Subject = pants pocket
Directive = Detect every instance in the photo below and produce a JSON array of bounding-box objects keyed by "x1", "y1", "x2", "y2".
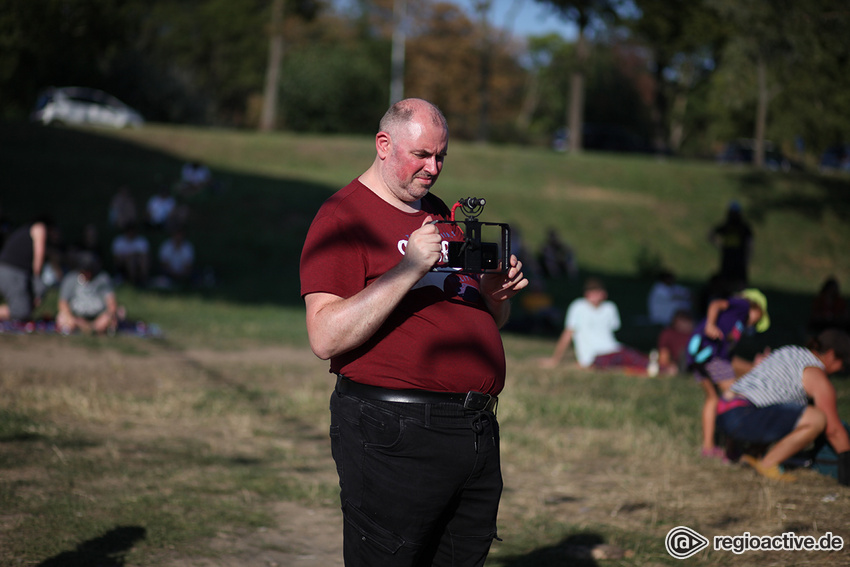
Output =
[{"x1": 342, "y1": 500, "x2": 407, "y2": 555}]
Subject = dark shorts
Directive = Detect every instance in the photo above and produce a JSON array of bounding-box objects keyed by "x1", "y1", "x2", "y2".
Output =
[
  {"x1": 716, "y1": 401, "x2": 807, "y2": 445},
  {"x1": 0, "y1": 263, "x2": 33, "y2": 320},
  {"x1": 329, "y1": 389, "x2": 502, "y2": 567}
]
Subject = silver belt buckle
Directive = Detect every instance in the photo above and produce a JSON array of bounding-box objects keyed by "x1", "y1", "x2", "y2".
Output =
[{"x1": 463, "y1": 391, "x2": 493, "y2": 412}]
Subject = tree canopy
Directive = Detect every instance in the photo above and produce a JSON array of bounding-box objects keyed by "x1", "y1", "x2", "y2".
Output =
[{"x1": 2, "y1": 0, "x2": 848, "y2": 161}]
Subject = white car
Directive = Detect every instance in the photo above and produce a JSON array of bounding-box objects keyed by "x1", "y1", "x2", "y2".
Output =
[{"x1": 31, "y1": 86, "x2": 144, "y2": 128}]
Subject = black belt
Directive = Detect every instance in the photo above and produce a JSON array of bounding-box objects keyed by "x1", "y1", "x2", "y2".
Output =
[{"x1": 336, "y1": 376, "x2": 498, "y2": 413}]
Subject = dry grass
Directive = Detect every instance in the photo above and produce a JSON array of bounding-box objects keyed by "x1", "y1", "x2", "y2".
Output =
[{"x1": 2, "y1": 333, "x2": 849, "y2": 567}]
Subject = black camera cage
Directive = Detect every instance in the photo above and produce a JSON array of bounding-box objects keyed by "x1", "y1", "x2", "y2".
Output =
[{"x1": 431, "y1": 197, "x2": 511, "y2": 275}]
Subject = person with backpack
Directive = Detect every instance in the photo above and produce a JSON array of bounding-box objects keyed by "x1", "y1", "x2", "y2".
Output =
[{"x1": 687, "y1": 289, "x2": 769, "y2": 460}]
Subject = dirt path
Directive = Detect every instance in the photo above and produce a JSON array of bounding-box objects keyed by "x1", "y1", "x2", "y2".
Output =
[{"x1": 158, "y1": 501, "x2": 343, "y2": 567}]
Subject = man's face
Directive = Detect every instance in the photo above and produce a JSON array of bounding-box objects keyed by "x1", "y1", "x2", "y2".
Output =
[{"x1": 382, "y1": 119, "x2": 448, "y2": 203}]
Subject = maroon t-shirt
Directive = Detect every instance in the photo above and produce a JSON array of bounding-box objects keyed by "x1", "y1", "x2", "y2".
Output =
[{"x1": 300, "y1": 179, "x2": 506, "y2": 395}]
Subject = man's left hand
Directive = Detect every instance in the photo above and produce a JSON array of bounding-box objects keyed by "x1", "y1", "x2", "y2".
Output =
[{"x1": 481, "y1": 254, "x2": 528, "y2": 303}]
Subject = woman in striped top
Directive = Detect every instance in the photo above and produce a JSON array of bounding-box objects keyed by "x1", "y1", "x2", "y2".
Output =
[{"x1": 717, "y1": 329, "x2": 850, "y2": 483}]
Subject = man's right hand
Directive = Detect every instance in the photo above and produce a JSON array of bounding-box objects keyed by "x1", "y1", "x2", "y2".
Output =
[
  {"x1": 401, "y1": 216, "x2": 442, "y2": 274},
  {"x1": 305, "y1": 216, "x2": 443, "y2": 361}
]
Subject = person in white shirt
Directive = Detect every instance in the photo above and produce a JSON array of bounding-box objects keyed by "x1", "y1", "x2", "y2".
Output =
[
  {"x1": 146, "y1": 187, "x2": 177, "y2": 229},
  {"x1": 158, "y1": 229, "x2": 195, "y2": 283},
  {"x1": 542, "y1": 278, "x2": 653, "y2": 374},
  {"x1": 111, "y1": 224, "x2": 149, "y2": 286},
  {"x1": 179, "y1": 161, "x2": 213, "y2": 196}
]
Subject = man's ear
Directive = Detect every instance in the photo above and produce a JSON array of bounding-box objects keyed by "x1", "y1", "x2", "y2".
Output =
[{"x1": 376, "y1": 132, "x2": 392, "y2": 160}]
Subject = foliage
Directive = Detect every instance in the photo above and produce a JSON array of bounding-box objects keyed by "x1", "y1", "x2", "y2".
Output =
[
  {"x1": 628, "y1": 0, "x2": 727, "y2": 153},
  {"x1": 0, "y1": 0, "x2": 140, "y2": 118},
  {"x1": 0, "y1": 0, "x2": 848, "y2": 156},
  {"x1": 527, "y1": 35, "x2": 654, "y2": 148},
  {"x1": 533, "y1": 0, "x2": 626, "y2": 36},
  {"x1": 280, "y1": 42, "x2": 388, "y2": 133}
]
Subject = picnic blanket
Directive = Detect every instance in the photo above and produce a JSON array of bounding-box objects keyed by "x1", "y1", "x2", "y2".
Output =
[{"x1": 0, "y1": 318, "x2": 163, "y2": 338}]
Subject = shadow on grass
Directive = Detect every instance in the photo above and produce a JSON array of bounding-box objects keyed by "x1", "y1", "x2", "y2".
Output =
[
  {"x1": 37, "y1": 526, "x2": 146, "y2": 567},
  {"x1": 497, "y1": 532, "x2": 604, "y2": 566},
  {"x1": 737, "y1": 170, "x2": 850, "y2": 224},
  {"x1": 2, "y1": 122, "x2": 336, "y2": 307},
  {"x1": 2, "y1": 123, "x2": 844, "y2": 349}
]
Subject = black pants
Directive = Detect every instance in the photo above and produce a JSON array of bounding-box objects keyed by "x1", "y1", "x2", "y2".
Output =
[{"x1": 329, "y1": 389, "x2": 502, "y2": 566}]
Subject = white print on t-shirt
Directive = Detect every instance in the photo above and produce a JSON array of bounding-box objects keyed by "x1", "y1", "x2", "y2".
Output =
[
  {"x1": 398, "y1": 222, "x2": 461, "y2": 265},
  {"x1": 398, "y1": 236, "x2": 482, "y2": 305},
  {"x1": 397, "y1": 238, "x2": 453, "y2": 265}
]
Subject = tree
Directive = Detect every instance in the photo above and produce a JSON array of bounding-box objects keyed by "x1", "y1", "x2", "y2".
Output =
[
  {"x1": 0, "y1": 0, "x2": 141, "y2": 119},
  {"x1": 472, "y1": 0, "x2": 494, "y2": 142},
  {"x1": 763, "y1": 1, "x2": 850, "y2": 155},
  {"x1": 628, "y1": 0, "x2": 725, "y2": 153},
  {"x1": 533, "y1": 0, "x2": 624, "y2": 152},
  {"x1": 706, "y1": 0, "x2": 796, "y2": 168},
  {"x1": 260, "y1": 0, "x2": 285, "y2": 131},
  {"x1": 390, "y1": 0, "x2": 407, "y2": 104}
]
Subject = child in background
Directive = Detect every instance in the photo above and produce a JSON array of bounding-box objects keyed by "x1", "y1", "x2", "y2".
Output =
[
  {"x1": 657, "y1": 309, "x2": 695, "y2": 375},
  {"x1": 687, "y1": 289, "x2": 770, "y2": 460}
]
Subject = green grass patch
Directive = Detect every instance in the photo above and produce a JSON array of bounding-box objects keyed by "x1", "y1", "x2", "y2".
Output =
[{"x1": 2, "y1": 122, "x2": 850, "y2": 566}]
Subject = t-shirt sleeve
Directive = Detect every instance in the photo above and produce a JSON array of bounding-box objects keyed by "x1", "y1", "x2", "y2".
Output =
[
  {"x1": 59, "y1": 273, "x2": 76, "y2": 302},
  {"x1": 300, "y1": 211, "x2": 366, "y2": 299},
  {"x1": 565, "y1": 299, "x2": 580, "y2": 330},
  {"x1": 609, "y1": 302, "x2": 621, "y2": 331},
  {"x1": 94, "y1": 273, "x2": 114, "y2": 296}
]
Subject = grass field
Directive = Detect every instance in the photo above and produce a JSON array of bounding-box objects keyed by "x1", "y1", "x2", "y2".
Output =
[{"x1": 1, "y1": 122, "x2": 850, "y2": 566}]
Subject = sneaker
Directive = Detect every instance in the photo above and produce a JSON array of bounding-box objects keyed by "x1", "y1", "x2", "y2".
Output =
[{"x1": 740, "y1": 455, "x2": 797, "y2": 482}]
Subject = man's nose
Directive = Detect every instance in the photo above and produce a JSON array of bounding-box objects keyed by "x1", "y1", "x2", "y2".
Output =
[{"x1": 424, "y1": 156, "x2": 441, "y2": 174}]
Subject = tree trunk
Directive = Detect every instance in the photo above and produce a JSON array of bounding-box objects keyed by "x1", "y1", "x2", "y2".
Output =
[
  {"x1": 650, "y1": 52, "x2": 668, "y2": 154},
  {"x1": 567, "y1": 25, "x2": 588, "y2": 153},
  {"x1": 259, "y1": 0, "x2": 284, "y2": 132},
  {"x1": 754, "y1": 54, "x2": 768, "y2": 169},
  {"x1": 516, "y1": 69, "x2": 539, "y2": 131},
  {"x1": 390, "y1": 0, "x2": 407, "y2": 105},
  {"x1": 668, "y1": 90, "x2": 688, "y2": 152},
  {"x1": 475, "y1": 0, "x2": 493, "y2": 143},
  {"x1": 668, "y1": 60, "x2": 694, "y2": 152}
]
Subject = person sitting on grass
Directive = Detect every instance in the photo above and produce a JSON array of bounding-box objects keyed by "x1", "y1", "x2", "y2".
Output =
[
  {"x1": 157, "y1": 228, "x2": 195, "y2": 286},
  {"x1": 687, "y1": 288, "x2": 770, "y2": 461},
  {"x1": 56, "y1": 253, "x2": 120, "y2": 335},
  {"x1": 111, "y1": 223, "x2": 150, "y2": 286},
  {"x1": 541, "y1": 277, "x2": 655, "y2": 375},
  {"x1": 716, "y1": 328, "x2": 850, "y2": 484},
  {"x1": 656, "y1": 309, "x2": 694, "y2": 376}
]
